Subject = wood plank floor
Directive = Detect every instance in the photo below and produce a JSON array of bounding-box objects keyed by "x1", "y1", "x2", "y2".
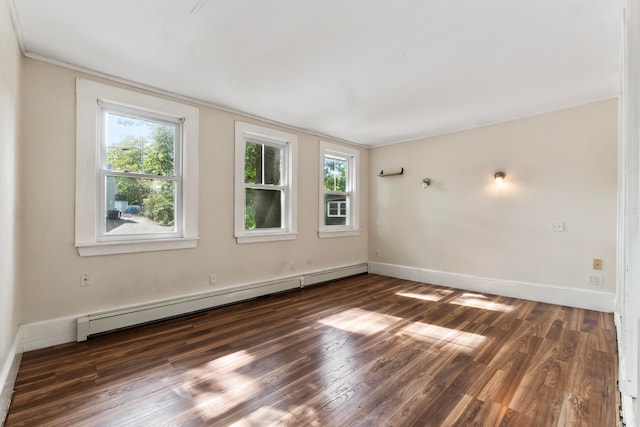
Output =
[{"x1": 6, "y1": 274, "x2": 619, "y2": 426}]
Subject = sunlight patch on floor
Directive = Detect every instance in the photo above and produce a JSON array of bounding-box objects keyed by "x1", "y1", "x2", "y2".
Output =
[
  {"x1": 228, "y1": 404, "x2": 321, "y2": 426},
  {"x1": 318, "y1": 308, "x2": 402, "y2": 335},
  {"x1": 396, "y1": 287, "x2": 453, "y2": 302},
  {"x1": 228, "y1": 406, "x2": 289, "y2": 426},
  {"x1": 180, "y1": 350, "x2": 259, "y2": 420},
  {"x1": 207, "y1": 349, "x2": 255, "y2": 371},
  {"x1": 449, "y1": 293, "x2": 514, "y2": 312},
  {"x1": 399, "y1": 321, "x2": 486, "y2": 353}
]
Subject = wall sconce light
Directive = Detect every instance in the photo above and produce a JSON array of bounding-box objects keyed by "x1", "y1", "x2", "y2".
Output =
[{"x1": 494, "y1": 171, "x2": 506, "y2": 184}]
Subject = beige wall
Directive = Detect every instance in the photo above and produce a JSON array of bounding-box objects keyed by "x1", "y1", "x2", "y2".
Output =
[
  {"x1": 369, "y1": 99, "x2": 617, "y2": 292},
  {"x1": 0, "y1": 0, "x2": 22, "y2": 377},
  {"x1": 19, "y1": 59, "x2": 368, "y2": 324},
  {"x1": 13, "y1": 44, "x2": 618, "y2": 327}
]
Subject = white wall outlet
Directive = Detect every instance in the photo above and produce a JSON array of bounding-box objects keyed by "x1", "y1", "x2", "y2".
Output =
[
  {"x1": 80, "y1": 273, "x2": 90, "y2": 287},
  {"x1": 586, "y1": 272, "x2": 603, "y2": 286},
  {"x1": 549, "y1": 220, "x2": 565, "y2": 232},
  {"x1": 289, "y1": 262, "x2": 295, "y2": 272},
  {"x1": 209, "y1": 274, "x2": 216, "y2": 286}
]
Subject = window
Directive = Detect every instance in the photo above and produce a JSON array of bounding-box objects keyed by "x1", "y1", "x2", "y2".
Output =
[
  {"x1": 75, "y1": 79, "x2": 199, "y2": 256},
  {"x1": 327, "y1": 201, "x2": 347, "y2": 217},
  {"x1": 319, "y1": 141, "x2": 359, "y2": 238},
  {"x1": 101, "y1": 105, "x2": 182, "y2": 240},
  {"x1": 235, "y1": 121, "x2": 297, "y2": 243}
]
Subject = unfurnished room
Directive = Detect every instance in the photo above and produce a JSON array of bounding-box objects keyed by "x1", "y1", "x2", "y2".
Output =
[{"x1": 1, "y1": 0, "x2": 638, "y2": 426}]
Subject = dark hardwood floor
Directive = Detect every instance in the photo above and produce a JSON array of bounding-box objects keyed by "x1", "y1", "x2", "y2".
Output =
[{"x1": 6, "y1": 274, "x2": 619, "y2": 426}]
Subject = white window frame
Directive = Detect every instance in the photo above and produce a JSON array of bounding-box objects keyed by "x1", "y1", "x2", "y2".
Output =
[
  {"x1": 319, "y1": 141, "x2": 359, "y2": 238},
  {"x1": 234, "y1": 121, "x2": 297, "y2": 243},
  {"x1": 98, "y1": 103, "x2": 184, "y2": 242},
  {"x1": 75, "y1": 79, "x2": 199, "y2": 256}
]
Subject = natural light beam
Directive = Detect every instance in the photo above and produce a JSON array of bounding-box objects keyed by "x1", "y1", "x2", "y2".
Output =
[
  {"x1": 449, "y1": 293, "x2": 514, "y2": 312},
  {"x1": 229, "y1": 404, "x2": 319, "y2": 427},
  {"x1": 179, "y1": 350, "x2": 259, "y2": 420},
  {"x1": 228, "y1": 406, "x2": 289, "y2": 427},
  {"x1": 396, "y1": 289, "x2": 452, "y2": 302},
  {"x1": 399, "y1": 321, "x2": 486, "y2": 353},
  {"x1": 318, "y1": 308, "x2": 402, "y2": 335}
]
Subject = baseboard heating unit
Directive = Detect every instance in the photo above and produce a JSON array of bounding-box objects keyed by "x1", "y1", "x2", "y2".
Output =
[{"x1": 77, "y1": 263, "x2": 368, "y2": 341}]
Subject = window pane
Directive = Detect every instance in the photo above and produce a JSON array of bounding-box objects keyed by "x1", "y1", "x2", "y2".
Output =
[
  {"x1": 264, "y1": 145, "x2": 282, "y2": 185},
  {"x1": 105, "y1": 176, "x2": 176, "y2": 235},
  {"x1": 106, "y1": 113, "x2": 143, "y2": 172},
  {"x1": 325, "y1": 194, "x2": 347, "y2": 226},
  {"x1": 245, "y1": 188, "x2": 282, "y2": 229},
  {"x1": 324, "y1": 156, "x2": 347, "y2": 191},
  {"x1": 106, "y1": 113, "x2": 176, "y2": 176},
  {"x1": 245, "y1": 142, "x2": 262, "y2": 184},
  {"x1": 244, "y1": 143, "x2": 282, "y2": 185},
  {"x1": 143, "y1": 121, "x2": 176, "y2": 176}
]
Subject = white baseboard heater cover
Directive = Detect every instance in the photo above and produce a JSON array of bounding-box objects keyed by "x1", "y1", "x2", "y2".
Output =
[
  {"x1": 77, "y1": 263, "x2": 368, "y2": 341},
  {"x1": 301, "y1": 263, "x2": 368, "y2": 287}
]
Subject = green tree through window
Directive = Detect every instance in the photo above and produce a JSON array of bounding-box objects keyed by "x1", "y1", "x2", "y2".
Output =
[
  {"x1": 243, "y1": 142, "x2": 283, "y2": 229},
  {"x1": 106, "y1": 115, "x2": 177, "y2": 226}
]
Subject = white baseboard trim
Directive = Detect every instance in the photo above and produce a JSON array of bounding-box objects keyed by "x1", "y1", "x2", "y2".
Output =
[
  {"x1": 616, "y1": 312, "x2": 639, "y2": 427},
  {"x1": 0, "y1": 328, "x2": 23, "y2": 427},
  {"x1": 77, "y1": 277, "x2": 302, "y2": 341},
  {"x1": 21, "y1": 263, "x2": 369, "y2": 351},
  {"x1": 21, "y1": 316, "x2": 78, "y2": 352},
  {"x1": 621, "y1": 393, "x2": 637, "y2": 427},
  {"x1": 368, "y1": 262, "x2": 615, "y2": 312},
  {"x1": 301, "y1": 263, "x2": 368, "y2": 287}
]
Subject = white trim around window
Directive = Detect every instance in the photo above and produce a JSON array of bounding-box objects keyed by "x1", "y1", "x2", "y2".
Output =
[
  {"x1": 75, "y1": 79, "x2": 199, "y2": 256},
  {"x1": 318, "y1": 141, "x2": 360, "y2": 238},
  {"x1": 234, "y1": 121, "x2": 298, "y2": 244}
]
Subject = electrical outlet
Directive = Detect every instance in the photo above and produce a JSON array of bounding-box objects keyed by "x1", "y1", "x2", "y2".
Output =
[
  {"x1": 549, "y1": 220, "x2": 565, "y2": 232},
  {"x1": 80, "y1": 273, "x2": 90, "y2": 287},
  {"x1": 593, "y1": 259, "x2": 602, "y2": 270},
  {"x1": 289, "y1": 262, "x2": 295, "y2": 272},
  {"x1": 209, "y1": 274, "x2": 216, "y2": 286},
  {"x1": 586, "y1": 272, "x2": 603, "y2": 286},
  {"x1": 376, "y1": 249, "x2": 380, "y2": 257}
]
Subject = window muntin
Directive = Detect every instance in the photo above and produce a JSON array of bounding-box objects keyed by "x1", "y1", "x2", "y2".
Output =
[
  {"x1": 319, "y1": 141, "x2": 359, "y2": 237},
  {"x1": 99, "y1": 105, "x2": 182, "y2": 241},
  {"x1": 235, "y1": 121, "x2": 297, "y2": 243}
]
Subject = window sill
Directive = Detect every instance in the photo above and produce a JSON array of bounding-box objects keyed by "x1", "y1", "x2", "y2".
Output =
[
  {"x1": 76, "y1": 237, "x2": 199, "y2": 256},
  {"x1": 318, "y1": 229, "x2": 360, "y2": 239},
  {"x1": 236, "y1": 232, "x2": 297, "y2": 244}
]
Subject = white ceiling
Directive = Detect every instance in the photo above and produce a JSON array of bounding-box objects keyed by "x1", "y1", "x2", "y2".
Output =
[{"x1": 10, "y1": 0, "x2": 622, "y2": 146}]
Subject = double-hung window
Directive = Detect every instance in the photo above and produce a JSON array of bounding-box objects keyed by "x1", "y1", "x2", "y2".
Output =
[
  {"x1": 76, "y1": 79, "x2": 199, "y2": 256},
  {"x1": 319, "y1": 141, "x2": 359, "y2": 238},
  {"x1": 235, "y1": 121, "x2": 297, "y2": 243},
  {"x1": 100, "y1": 104, "x2": 182, "y2": 240}
]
